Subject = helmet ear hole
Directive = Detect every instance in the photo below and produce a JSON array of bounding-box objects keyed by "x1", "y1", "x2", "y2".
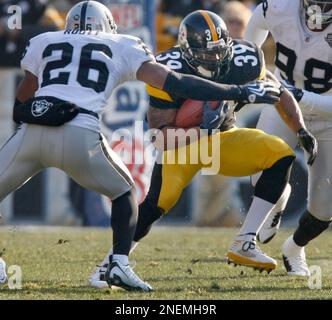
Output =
[{"x1": 178, "y1": 10, "x2": 233, "y2": 80}]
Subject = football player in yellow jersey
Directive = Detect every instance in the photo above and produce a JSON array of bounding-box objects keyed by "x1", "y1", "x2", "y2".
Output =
[{"x1": 90, "y1": 10, "x2": 318, "y2": 287}]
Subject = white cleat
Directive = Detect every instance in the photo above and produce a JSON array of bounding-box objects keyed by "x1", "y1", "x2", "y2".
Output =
[
  {"x1": 88, "y1": 241, "x2": 140, "y2": 289},
  {"x1": 282, "y1": 236, "x2": 310, "y2": 277},
  {"x1": 258, "y1": 184, "x2": 291, "y2": 244},
  {"x1": 0, "y1": 257, "x2": 7, "y2": 284},
  {"x1": 89, "y1": 263, "x2": 109, "y2": 289},
  {"x1": 226, "y1": 236, "x2": 277, "y2": 273},
  {"x1": 105, "y1": 260, "x2": 153, "y2": 292}
]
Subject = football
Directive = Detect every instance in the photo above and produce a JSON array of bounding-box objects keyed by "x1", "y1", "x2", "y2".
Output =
[{"x1": 175, "y1": 99, "x2": 220, "y2": 128}]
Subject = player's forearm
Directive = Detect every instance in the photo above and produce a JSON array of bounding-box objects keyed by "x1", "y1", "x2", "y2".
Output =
[
  {"x1": 164, "y1": 71, "x2": 243, "y2": 102},
  {"x1": 300, "y1": 90, "x2": 332, "y2": 116},
  {"x1": 275, "y1": 90, "x2": 306, "y2": 133},
  {"x1": 139, "y1": 61, "x2": 244, "y2": 101}
]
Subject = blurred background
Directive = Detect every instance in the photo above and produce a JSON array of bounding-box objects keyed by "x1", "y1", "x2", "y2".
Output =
[{"x1": 0, "y1": 0, "x2": 307, "y2": 228}]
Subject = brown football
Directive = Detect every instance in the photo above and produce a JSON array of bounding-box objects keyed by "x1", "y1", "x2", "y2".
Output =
[{"x1": 175, "y1": 100, "x2": 220, "y2": 128}]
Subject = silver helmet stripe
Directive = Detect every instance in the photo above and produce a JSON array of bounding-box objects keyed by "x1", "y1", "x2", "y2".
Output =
[{"x1": 80, "y1": 1, "x2": 89, "y2": 30}]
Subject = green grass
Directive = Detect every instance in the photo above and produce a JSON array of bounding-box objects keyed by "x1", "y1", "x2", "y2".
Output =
[{"x1": 0, "y1": 226, "x2": 332, "y2": 300}]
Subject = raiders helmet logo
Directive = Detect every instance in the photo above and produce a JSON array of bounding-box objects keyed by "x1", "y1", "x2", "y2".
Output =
[
  {"x1": 325, "y1": 33, "x2": 332, "y2": 48},
  {"x1": 31, "y1": 100, "x2": 53, "y2": 117}
]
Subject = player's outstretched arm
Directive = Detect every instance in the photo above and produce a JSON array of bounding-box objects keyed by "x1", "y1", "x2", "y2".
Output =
[
  {"x1": 283, "y1": 81, "x2": 332, "y2": 117},
  {"x1": 266, "y1": 71, "x2": 318, "y2": 165},
  {"x1": 137, "y1": 61, "x2": 280, "y2": 105},
  {"x1": 265, "y1": 70, "x2": 306, "y2": 133}
]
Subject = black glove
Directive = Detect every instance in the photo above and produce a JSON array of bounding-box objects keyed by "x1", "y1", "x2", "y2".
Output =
[
  {"x1": 238, "y1": 80, "x2": 281, "y2": 104},
  {"x1": 200, "y1": 101, "x2": 229, "y2": 134},
  {"x1": 297, "y1": 128, "x2": 318, "y2": 166},
  {"x1": 281, "y1": 81, "x2": 304, "y2": 102}
]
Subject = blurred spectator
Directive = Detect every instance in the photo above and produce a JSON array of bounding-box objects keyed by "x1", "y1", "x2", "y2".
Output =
[
  {"x1": 240, "y1": 0, "x2": 259, "y2": 10},
  {"x1": 200, "y1": 0, "x2": 224, "y2": 13},
  {"x1": 222, "y1": 1, "x2": 252, "y2": 39},
  {"x1": 0, "y1": 0, "x2": 63, "y2": 67}
]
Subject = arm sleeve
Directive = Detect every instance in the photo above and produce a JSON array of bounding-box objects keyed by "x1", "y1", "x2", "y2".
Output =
[
  {"x1": 163, "y1": 71, "x2": 243, "y2": 102},
  {"x1": 300, "y1": 91, "x2": 332, "y2": 116},
  {"x1": 244, "y1": 3, "x2": 270, "y2": 48}
]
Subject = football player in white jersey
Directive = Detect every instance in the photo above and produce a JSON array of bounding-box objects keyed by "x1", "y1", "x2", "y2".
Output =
[
  {"x1": 245, "y1": 0, "x2": 332, "y2": 276},
  {"x1": 0, "y1": 1, "x2": 280, "y2": 291}
]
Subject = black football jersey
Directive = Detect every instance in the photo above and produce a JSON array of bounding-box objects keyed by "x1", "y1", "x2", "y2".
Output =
[{"x1": 146, "y1": 39, "x2": 266, "y2": 131}]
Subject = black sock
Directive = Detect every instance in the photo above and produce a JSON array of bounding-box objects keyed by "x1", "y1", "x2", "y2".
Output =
[
  {"x1": 255, "y1": 155, "x2": 295, "y2": 203},
  {"x1": 133, "y1": 198, "x2": 163, "y2": 242},
  {"x1": 111, "y1": 190, "x2": 137, "y2": 255},
  {"x1": 293, "y1": 210, "x2": 331, "y2": 247}
]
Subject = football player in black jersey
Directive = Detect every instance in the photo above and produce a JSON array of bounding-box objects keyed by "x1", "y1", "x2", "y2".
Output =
[{"x1": 90, "y1": 10, "x2": 318, "y2": 287}]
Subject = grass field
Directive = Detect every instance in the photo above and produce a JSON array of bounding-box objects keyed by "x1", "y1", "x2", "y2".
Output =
[{"x1": 0, "y1": 226, "x2": 332, "y2": 300}]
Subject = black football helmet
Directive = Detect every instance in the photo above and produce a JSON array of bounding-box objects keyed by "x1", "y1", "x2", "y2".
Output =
[
  {"x1": 302, "y1": 0, "x2": 332, "y2": 30},
  {"x1": 178, "y1": 10, "x2": 233, "y2": 81}
]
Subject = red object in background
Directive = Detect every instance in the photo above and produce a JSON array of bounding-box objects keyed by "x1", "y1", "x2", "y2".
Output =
[
  {"x1": 111, "y1": 4, "x2": 143, "y2": 30},
  {"x1": 112, "y1": 138, "x2": 150, "y2": 204},
  {"x1": 175, "y1": 100, "x2": 220, "y2": 128}
]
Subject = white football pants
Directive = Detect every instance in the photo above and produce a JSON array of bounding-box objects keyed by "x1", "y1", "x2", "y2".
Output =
[
  {"x1": 253, "y1": 105, "x2": 332, "y2": 222},
  {"x1": 0, "y1": 124, "x2": 134, "y2": 204}
]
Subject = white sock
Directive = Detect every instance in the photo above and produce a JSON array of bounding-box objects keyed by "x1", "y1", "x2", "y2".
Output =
[
  {"x1": 238, "y1": 197, "x2": 275, "y2": 237},
  {"x1": 112, "y1": 254, "x2": 129, "y2": 266},
  {"x1": 100, "y1": 241, "x2": 138, "y2": 267},
  {"x1": 284, "y1": 236, "x2": 304, "y2": 255}
]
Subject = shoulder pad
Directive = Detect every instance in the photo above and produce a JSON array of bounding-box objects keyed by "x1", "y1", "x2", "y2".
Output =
[
  {"x1": 225, "y1": 39, "x2": 263, "y2": 84},
  {"x1": 155, "y1": 47, "x2": 192, "y2": 75},
  {"x1": 262, "y1": 0, "x2": 292, "y2": 17}
]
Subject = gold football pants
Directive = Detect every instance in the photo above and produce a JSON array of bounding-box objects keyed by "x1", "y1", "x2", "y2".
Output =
[{"x1": 155, "y1": 127, "x2": 295, "y2": 213}]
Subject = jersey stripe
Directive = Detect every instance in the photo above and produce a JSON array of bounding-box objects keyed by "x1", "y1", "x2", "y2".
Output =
[
  {"x1": 146, "y1": 84, "x2": 174, "y2": 102},
  {"x1": 199, "y1": 11, "x2": 218, "y2": 42},
  {"x1": 80, "y1": 1, "x2": 89, "y2": 30}
]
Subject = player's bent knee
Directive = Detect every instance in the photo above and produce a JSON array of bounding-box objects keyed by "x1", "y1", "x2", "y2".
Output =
[
  {"x1": 308, "y1": 177, "x2": 332, "y2": 221},
  {"x1": 157, "y1": 187, "x2": 183, "y2": 213},
  {"x1": 264, "y1": 139, "x2": 295, "y2": 170},
  {"x1": 134, "y1": 198, "x2": 164, "y2": 242},
  {"x1": 255, "y1": 155, "x2": 295, "y2": 204},
  {"x1": 294, "y1": 210, "x2": 331, "y2": 246},
  {"x1": 308, "y1": 202, "x2": 332, "y2": 222},
  {"x1": 111, "y1": 185, "x2": 134, "y2": 201}
]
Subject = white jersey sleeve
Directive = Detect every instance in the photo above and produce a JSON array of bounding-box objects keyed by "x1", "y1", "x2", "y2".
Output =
[
  {"x1": 21, "y1": 35, "x2": 44, "y2": 76},
  {"x1": 120, "y1": 36, "x2": 155, "y2": 82},
  {"x1": 244, "y1": 3, "x2": 270, "y2": 47},
  {"x1": 300, "y1": 91, "x2": 332, "y2": 116}
]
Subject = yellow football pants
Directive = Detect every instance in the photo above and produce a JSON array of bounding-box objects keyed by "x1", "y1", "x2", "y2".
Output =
[{"x1": 157, "y1": 127, "x2": 295, "y2": 212}]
